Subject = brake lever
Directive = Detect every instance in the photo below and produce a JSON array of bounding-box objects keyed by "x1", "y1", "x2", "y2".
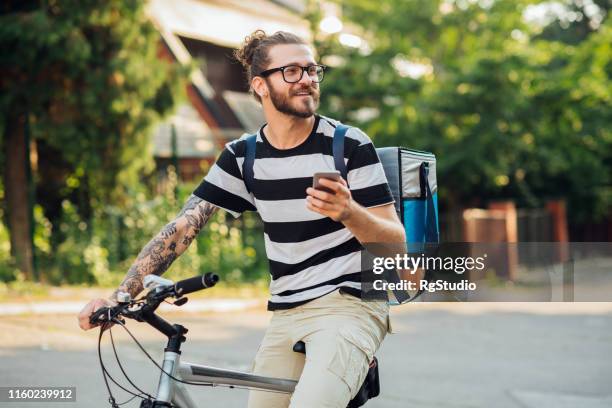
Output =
[
  {"x1": 174, "y1": 297, "x2": 188, "y2": 306},
  {"x1": 148, "y1": 285, "x2": 176, "y2": 302},
  {"x1": 90, "y1": 307, "x2": 112, "y2": 325},
  {"x1": 89, "y1": 302, "x2": 132, "y2": 326}
]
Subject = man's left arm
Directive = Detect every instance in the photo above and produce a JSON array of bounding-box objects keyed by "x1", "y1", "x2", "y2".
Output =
[{"x1": 307, "y1": 179, "x2": 423, "y2": 288}]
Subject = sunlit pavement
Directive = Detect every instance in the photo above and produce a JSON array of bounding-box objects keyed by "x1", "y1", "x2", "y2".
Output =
[{"x1": 1, "y1": 303, "x2": 611, "y2": 408}]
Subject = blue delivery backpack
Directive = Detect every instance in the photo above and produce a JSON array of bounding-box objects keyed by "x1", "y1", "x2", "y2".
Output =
[
  {"x1": 375, "y1": 147, "x2": 439, "y2": 245},
  {"x1": 332, "y1": 125, "x2": 440, "y2": 304},
  {"x1": 242, "y1": 124, "x2": 439, "y2": 302},
  {"x1": 330, "y1": 125, "x2": 439, "y2": 246}
]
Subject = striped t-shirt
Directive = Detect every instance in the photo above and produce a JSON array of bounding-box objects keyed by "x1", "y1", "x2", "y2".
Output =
[{"x1": 193, "y1": 114, "x2": 394, "y2": 310}]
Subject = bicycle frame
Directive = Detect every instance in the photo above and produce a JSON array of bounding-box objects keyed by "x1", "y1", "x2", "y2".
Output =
[
  {"x1": 153, "y1": 350, "x2": 297, "y2": 407},
  {"x1": 140, "y1": 320, "x2": 297, "y2": 408}
]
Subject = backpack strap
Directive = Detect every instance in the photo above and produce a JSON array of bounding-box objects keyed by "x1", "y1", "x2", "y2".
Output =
[
  {"x1": 242, "y1": 134, "x2": 258, "y2": 194},
  {"x1": 422, "y1": 163, "x2": 439, "y2": 243},
  {"x1": 332, "y1": 124, "x2": 350, "y2": 181}
]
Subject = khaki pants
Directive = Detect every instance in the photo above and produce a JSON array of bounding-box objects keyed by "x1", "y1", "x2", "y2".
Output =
[{"x1": 247, "y1": 289, "x2": 390, "y2": 408}]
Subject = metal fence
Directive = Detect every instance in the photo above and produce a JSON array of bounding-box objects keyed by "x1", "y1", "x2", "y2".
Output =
[{"x1": 439, "y1": 208, "x2": 555, "y2": 243}]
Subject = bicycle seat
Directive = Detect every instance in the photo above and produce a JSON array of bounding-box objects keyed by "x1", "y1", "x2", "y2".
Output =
[{"x1": 292, "y1": 341, "x2": 306, "y2": 354}]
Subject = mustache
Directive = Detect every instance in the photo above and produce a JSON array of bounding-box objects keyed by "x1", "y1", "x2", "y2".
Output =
[{"x1": 291, "y1": 86, "x2": 319, "y2": 96}]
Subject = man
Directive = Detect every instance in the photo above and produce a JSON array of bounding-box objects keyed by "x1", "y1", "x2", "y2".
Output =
[{"x1": 78, "y1": 30, "x2": 405, "y2": 408}]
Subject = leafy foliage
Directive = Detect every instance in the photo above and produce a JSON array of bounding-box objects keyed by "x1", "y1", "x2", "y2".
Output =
[
  {"x1": 0, "y1": 0, "x2": 187, "y2": 226},
  {"x1": 310, "y1": 0, "x2": 611, "y2": 222},
  {"x1": 0, "y1": 1, "x2": 193, "y2": 281}
]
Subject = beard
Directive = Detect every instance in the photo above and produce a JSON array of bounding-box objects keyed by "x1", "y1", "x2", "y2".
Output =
[{"x1": 266, "y1": 80, "x2": 320, "y2": 118}]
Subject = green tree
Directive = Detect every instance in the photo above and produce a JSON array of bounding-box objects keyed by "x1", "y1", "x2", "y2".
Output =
[
  {"x1": 309, "y1": 0, "x2": 611, "y2": 223},
  {"x1": 0, "y1": 0, "x2": 187, "y2": 279}
]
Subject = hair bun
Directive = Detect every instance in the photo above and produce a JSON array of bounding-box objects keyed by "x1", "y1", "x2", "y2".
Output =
[{"x1": 235, "y1": 29, "x2": 267, "y2": 67}]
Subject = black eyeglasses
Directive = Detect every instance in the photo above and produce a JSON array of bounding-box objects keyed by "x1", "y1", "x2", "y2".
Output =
[{"x1": 258, "y1": 64, "x2": 326, "y2": 83}]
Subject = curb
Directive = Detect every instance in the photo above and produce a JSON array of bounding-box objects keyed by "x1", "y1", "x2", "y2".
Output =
[{"x1": 0, "y1": 298, "x2": 262, "y2": 316}]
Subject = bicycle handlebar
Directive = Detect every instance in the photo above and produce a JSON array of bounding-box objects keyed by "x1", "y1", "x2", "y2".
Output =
[{"x1": 89, "y1": 273, "x2": 219, "y2": 328}]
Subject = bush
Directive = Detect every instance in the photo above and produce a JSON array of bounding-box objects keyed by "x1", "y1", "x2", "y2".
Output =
[
  {"x1": 25, "y1": 173, "x2": 268, "y2": 287},
  {"x1": 0, "y1": 211, "x2": 18, "y2": 282}
]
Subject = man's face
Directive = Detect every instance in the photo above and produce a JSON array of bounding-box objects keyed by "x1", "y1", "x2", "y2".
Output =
[{"x1": 261, "y1": 44, "x2": 320, "y2": 118}]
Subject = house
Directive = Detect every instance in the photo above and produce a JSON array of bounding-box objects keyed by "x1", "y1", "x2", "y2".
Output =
[{"x1": 146, "y1": 0, "x2": 310, "y2": 181}]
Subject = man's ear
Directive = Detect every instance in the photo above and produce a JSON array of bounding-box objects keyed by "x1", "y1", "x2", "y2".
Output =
[{"x1": 251, "y1": 77, "x2": 268, "y2": 98}]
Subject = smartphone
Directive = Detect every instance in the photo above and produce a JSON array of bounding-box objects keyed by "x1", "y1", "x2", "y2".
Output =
[{"x1": 313, "y1": 171, "x2": 342, "y2": 194}]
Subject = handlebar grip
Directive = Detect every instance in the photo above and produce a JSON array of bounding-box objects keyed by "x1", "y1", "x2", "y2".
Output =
[{"x1": 174, "y1": 273, "x2": 219, "y2": 296}]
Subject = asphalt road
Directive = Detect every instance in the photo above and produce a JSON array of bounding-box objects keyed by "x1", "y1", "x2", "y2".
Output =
[{"x1": 1, "y1": 302, "x2": 612, "y2": 408}]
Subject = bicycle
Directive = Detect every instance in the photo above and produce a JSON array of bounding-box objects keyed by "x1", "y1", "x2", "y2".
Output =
[{"x1": 90, "y1": 274, "x2": 380, "y2": 408}]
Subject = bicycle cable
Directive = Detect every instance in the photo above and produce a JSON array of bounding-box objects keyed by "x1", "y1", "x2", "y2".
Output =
[
  {"x1": 97, "y1": 311, "x2": 151, "y2": 407},
  {"x1": 115, "y1": 319, "x2": 215, "y2": 387},
  {"x1": 100, "y1": 333, "x2": 142, "y2": 399},
  {"x1": 99, "y1": 324, "x2": 143, "y2": 407},
  {"x1": 108, "y1": 322, "x2": 154, "y2": 400}
]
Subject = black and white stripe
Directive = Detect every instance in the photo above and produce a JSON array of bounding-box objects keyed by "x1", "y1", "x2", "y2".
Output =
[{"x1": 193, "y1": 115, "x2": 394, "y2": 310}]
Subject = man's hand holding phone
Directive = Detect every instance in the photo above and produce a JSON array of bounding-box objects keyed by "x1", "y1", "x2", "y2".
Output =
[{"x1": 306, "y1": 171, "x2": 354, "y2": 222}]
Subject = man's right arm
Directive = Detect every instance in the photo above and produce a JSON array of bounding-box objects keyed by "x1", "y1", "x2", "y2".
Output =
[{"x1": 78, "y1": 195, "x2": 218, "y2": 330}]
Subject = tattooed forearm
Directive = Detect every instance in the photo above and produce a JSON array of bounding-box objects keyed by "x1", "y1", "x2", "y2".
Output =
[
  {"x1": 182, "y1": 195, "x2": 217, "y2": 234},
  {"x1": 178, "y1": 195, "x2": 203, "y2": 217},
  {"x1": 160, "y1": 222, "x2": 177, "y2": 239},
  {"x1": 111, "y1": 196, "x2": 218, "y2": 300}
]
